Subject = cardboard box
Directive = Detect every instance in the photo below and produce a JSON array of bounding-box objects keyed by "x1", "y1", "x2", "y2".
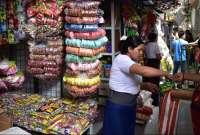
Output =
[{"x1": 0, "y1": 111, "x2": 12, "y2": 131}]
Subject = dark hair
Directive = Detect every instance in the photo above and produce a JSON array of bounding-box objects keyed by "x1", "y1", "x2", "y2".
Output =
[
  {"x1": 178, "y1": 29, "x2": 185, "y2": 38},
  {"x1": 120, "y1": 36, "x2": 143, "y2": 54},
  {"x1": 185, "y1": 30, "x2": 194, "y2": 42},
  {"x1": 173, "y1": 25, "x2": 178, "y2": 32},
  {"x1": 148, "y1": 32, "x2": 158, "y2": 42},
  {"x1": 198, "y1": 39, "x2": 200, "y2": 48}
]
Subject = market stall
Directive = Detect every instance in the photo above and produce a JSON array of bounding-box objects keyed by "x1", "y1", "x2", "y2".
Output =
[
  {"x1": 0, "y1": 0, "x2": 198, "y2": 134},
  {"x1": 0, "y1": 92, "x2": 98, "y2": 135},
  {"x1": 0, "y1": 0, "x2": 107, "y2": 134}
]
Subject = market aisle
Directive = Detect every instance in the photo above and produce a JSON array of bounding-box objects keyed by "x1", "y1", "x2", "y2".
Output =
[
  {"x1": 134, "y1": 107, "x2": 159, "y2": 135},
  {"x1": 176, "y1": 100, "x2": 193, "y2": 135},
  {"x1": 144, "y1": 107, "x2": 159, "y2": 134},
  {"x1": 135, "y1": 100, "x2": 194, "y2": 135}
]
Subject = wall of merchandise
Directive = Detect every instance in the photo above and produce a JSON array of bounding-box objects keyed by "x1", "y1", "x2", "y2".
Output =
[{"x1": 0, "y1": 0, "x2": 116, "y2": 98}]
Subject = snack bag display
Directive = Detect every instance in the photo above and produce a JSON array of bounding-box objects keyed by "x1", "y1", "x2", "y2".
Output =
[
  {"x1": 63, "y1": 0, "x2": 108, "y2": 97},
  {"x1": 0, "y1": 93, "x2": 98, "y2": 135},
  {"x1": 26, "y1": 0, "x2": 64, "y2": 80},
  {"x1": 0, "y1": 59, "x2": 24, "y2": 90}
]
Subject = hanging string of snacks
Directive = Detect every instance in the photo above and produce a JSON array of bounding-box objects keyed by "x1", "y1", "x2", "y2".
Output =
[
  {"x1": 25, "y1": 0, "x2": 65, "y2": 80},
  {"x1": 0, "y1": 0, "x2": 26, "y2": 45},
  {"x1": 63, "y1": 0, "x2": 108, "y2": 97}
]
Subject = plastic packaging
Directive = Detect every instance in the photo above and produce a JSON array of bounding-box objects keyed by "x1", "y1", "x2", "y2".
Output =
[
  {"x1": 28, "y1": 67, "x2": 44, "y2": 74},
  {"x1": 63, "y1": 75, "x2": 100, "y2": 87},
  {"x1": 65, "y1": 1, "x2": 101, "y2": 9},
  {"x1": 28, "y1": 60, "x2": 44, "y2": 68},
  {"x1": 65, "y1": 54, "x2": 100, "y2": 63},
  {"x1": 65, "y1": 66, "x2": 101, "y2": 78},
  {"x1": 3, "y1": 72, "x2": 25, "y2": 89},
  {"x1": 43, "y1": 61, "x2": 57, "y2": 68},
  {"x1": 64, "y1": 83, "x2": 99, "y2": 97},
  {"x1": 64, "y1": 8, "x2": 103, "y2": 17},
  {"x1": 44, "y1": 67, "x2": 60, "y2": 75},
  {"x1": 65, "y1": 16, "x2": 99, "y2": 24},
  {"x1": 65, "y1": 36, "x2": 108, "y2": 49},
  {"x1": 47, "y1": 39, "x2": 63, "y2": 47},
  {"x1": 29, "y1": 54, "x2": 46, "y2": 61},
  {"x1": 67, "y1": 60, "x2": 100, "y2": 71},
  {"x1": 64, "y1": 28, "x2": 106, "y2": 40},
  {"x1": 66, "y1": 45, "x2": 105, "y2": 56},
  {"x1": 0, "y1": 60, "x2": 17, "y2": 76},
  {"x1": 64, "y1": 24, "x2": 98, "y2": 32},
  {"x1": 0, "y1": 78, "x2": 7, "y2": 90}
]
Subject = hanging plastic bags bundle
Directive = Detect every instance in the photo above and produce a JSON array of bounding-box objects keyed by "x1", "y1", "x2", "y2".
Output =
[
  {"x1": 25, "y1": 0, "x2": 64, "y2": 80},
  {"x1": 63, "y1": 0, "x2": 108, "y2": 97},
  {"x1": 0, "y1": 59, "x2": 24, "y2": 90}
]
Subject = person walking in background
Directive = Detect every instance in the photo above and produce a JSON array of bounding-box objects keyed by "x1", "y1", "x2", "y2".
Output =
[
  {"x1": 173, "y1": 39, "x2": 200, "y2": 135},
  {"x1": 102, "y1": 36, "x2": 172, "y2": 135},
  {"x1": 171, "y1": 25, "x2": 179, "y2": 40},
  {"x1": 171, "y1": 29, "x2": 188, "y2": 74},
  {"x1": 185, "y1": 30, "x2": 194, "y2": 43},
  {"x1": 144, "y1": 31, "x2": 162, "y2": 106},
  {"x1": 185, "y1": 30, "x2": 195, "y2": 66}
]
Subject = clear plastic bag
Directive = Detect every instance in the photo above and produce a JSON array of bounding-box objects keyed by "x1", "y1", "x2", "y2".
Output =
[
  {"x1": 44, "y1": 73, "x2": 58, "y2": 79},
  {"x1": 44, "y1": 67, "x2": 60, "y2": 75},
  {"x1": 64, "y1": 28, "x2": 106, "y2": 40},
  {"x1": 64, "y1": 8, "x2": 98, "y2": 17},
  {"x1": 29, "y1": 67, "x2": 44, "y2": 74},
  {"x1": 43, "y1": 60, "x2": 57, "y2": 68},
  {"x1": 3, "y1": 73, "x2": 25, "y2": 89},
  {"x1": 0, "y1": 78, "x2": 7, "y2": 90},
  {"x1": 31, "y1": 47, "x2": 46, "y2": 55},
  {"x1": 46, "y1": 46, "x2": 63, "y2": 55},
  {"x1": 65, "y1": 1, "x2": 101, "y2": 9},
  {"x1": 0, "y1": 60, "x2": 17, "y2": 76},
  {"x1": 47, "y1": 39, "x2": 63, "y2": 47},
  {"x1": 65, "y1": 16, "x2": 99, "y2": 24},
  {"x1": 28, "y1": 60, "x2": 44, "y2": 68},
  {"x1": 29, "y1": 54, "x2": 46, "y2": 61}
]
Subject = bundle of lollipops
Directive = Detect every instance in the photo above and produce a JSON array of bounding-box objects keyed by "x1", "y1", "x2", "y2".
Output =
[
  {"x1": 25, "y1": 0, "x2": 65, "y2": 80},
  {"x1": 63, "y1": 0, "x2": 108, "y2": 97}
]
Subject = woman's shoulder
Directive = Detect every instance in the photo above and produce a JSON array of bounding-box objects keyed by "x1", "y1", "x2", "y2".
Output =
[
  {"x1": 116, "y1": 54, "x2": 129, "y2": 59},
  {"x1": 115, "y1": 54, "x2": 135, "y2": 63}
]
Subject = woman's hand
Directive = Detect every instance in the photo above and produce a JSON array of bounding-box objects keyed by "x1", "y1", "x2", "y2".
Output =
[
  {"x1": 173, "y1": 73, "x2": 184, "y2": 82},
  {"x1": 163, "y1": 72, "x2": 173, "y2": 80}
]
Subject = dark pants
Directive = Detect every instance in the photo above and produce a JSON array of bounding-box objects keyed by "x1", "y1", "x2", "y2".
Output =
[
  {"x1": 102, "y1": 100, "x2": 137, "y2": 135},
  {"x1": 173, "y1": 61, "x2": 186, "y2": 74},
  {"x1": 143, "y1": 59, "x2": 160, "y2": 106},
  {"x1": 102, "y1": 90, "x2": 137, "y2": 135}
]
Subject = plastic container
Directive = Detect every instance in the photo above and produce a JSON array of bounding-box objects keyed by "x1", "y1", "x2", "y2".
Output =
[{"x1": 104, "y1": 64, "x2": 112, "y2": 78}]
